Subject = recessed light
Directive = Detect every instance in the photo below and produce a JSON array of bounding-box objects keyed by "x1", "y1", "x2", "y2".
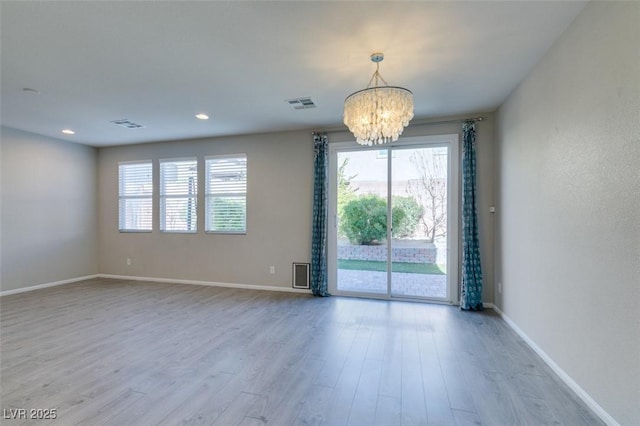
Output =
[
  {"x1": 61, "y1": 129, "x2": 75, "y2": 135},
  {"x1": 195, "y1": 113, "x2": 209, "y2": 120}
]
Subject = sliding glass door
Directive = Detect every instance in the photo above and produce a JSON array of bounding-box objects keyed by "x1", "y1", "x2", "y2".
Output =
[{"x1": 328, "y1": 135, "x2": 459, "y2": 303}]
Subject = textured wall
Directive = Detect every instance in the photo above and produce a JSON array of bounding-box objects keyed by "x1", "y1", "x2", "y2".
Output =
[
  {"x1": 1, "y1": 127, "x2": 98, "y2": 291},
  {"x1": 97, "y1": 130, "x2": 314, "y2": 289},
  {"x1": 495, "y1": 2, "x2": 640, "y2": 424}
]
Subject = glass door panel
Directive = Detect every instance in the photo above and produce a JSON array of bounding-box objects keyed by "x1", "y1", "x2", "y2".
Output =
[
  {"x1": 390, "y1": 146, "x2": 448, "y2": 299},
  {"x1": 336, "y1": 149, "x2": 389, "y2": 295}
]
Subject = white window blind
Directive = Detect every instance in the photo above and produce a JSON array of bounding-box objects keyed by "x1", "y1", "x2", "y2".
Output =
[
  {"x1": 205, "y1": 154, "x2": 247, "y2": 233},
  {"x1": 160, "y1": 158, "x2": 198, "y2": 232},
  {"x1": 119, "y1": 161, "x2": 152, "y2": 232}
]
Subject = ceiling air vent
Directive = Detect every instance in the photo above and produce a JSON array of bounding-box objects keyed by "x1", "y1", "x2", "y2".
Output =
[
  {"x1": 286, "y1": 97, "x2": 317, "y2": 110},
  {"x1": 110, "y1": 119, "x2": 145, "y2": 129}
]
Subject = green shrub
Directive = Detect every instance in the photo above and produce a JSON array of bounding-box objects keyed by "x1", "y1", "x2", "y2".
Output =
[
  {"x1": 342, "y1": 195, "x2": 406, "y2": 245},
  {"x1": 392, "y1": 196, "x2": 423, "y2": 238},
  {"x1": 208, "y1": 198, "x2": 245, "y2": 232},
  {"x1": 337, "y1": 158, "x2": 358, "y2": 238}
]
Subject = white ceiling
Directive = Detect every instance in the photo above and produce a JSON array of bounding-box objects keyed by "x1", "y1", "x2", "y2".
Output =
[{"x1": 0, "y1": 1, "x2": 586, "y2": 147}]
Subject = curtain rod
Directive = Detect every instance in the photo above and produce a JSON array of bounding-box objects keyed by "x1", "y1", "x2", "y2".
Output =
[
  {"x1": 314, "y1": 116, "x2": 484, "y2": 135},
  {"x1": 412, "y1": 116, "x2": 484, "y2": 127}
]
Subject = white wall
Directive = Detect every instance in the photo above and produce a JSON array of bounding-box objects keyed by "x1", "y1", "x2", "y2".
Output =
[
  {"x1": 0, "y1": 127, "x2": 98, "y2": 292},
  {"x1": 495, "y1": 2, "x2": 640, "y2": 424},
  {"x1": 97, "y1": 130, "x2": 314, "y2": 289}
]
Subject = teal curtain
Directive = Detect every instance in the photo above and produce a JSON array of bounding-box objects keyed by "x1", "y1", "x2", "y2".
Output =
[
  {"x1": 311, "y1": 133, "x2": 329, "y2": 296},
  {"x1": 460, "y1": 121, "x2": 483, "y2": 310}
]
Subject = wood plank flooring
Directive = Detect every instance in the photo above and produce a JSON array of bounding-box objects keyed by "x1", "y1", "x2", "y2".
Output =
[{"x1": 1, "y1": 278, "x2": 604, "y2": 425}]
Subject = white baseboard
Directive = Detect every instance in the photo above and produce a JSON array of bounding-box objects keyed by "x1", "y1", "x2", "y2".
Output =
[
  {"x1": 0, "y1": 275, "x2": 99, "y2": 297},
  {"x1": 491, "y1": 305, "x2": 619, "y2": 426},
  {"x1": 97, "y1": 274, "x2": 313, "y2": 295},
  {"x1": 1, "y1": 273, "x2": 313, "y2": 297}
]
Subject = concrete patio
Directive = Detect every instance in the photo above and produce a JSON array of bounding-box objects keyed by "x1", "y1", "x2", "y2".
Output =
[{"x1": 337, "y1": 269, "x2": 447, "y2": 298}]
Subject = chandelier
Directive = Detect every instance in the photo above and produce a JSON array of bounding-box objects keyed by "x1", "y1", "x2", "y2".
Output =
[{"x1": 343, "y1": 53, "x2": 414, "y2": 146}]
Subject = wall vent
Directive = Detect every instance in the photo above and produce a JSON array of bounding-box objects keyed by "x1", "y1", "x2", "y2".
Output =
[
  {"x1": 110, "y1": 119, "x2": 145, "y2": 129},
  {"x1": 286, "y1": 97, "x2": 317, "y2": 110},
  {"x1": 292, "y1": 263, "x2": 310, "y2": 289}
]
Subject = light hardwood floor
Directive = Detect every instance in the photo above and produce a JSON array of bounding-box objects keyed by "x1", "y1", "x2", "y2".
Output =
[{"x1": 1, "y1": 278, "x2": 603, "y2": 425}]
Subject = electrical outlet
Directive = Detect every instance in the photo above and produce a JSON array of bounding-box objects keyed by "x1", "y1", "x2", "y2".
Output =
[
  {"x1": 127, "y1": 258, "x2": 132, "y2": 266},
  {"x1": 269, "y1": 266, "x2": 275, "y2": 275},
  {"x1": 498, "y1": 281, "x2": 502, "y2": 294}
]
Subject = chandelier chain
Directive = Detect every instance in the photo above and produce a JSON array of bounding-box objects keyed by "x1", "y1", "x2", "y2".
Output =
[{"x1": 366, "y1": 63, "x2": 389, "y2": 89}]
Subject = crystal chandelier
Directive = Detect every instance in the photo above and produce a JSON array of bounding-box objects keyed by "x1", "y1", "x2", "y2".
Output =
[{"x1": 343, "y1": 53, "x2": 414, "y2": 146}]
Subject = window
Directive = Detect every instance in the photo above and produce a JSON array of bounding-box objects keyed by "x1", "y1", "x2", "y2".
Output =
[
  {"x1": 119, "y1": 161, "x2": 152, "y2": 232},
  {"x1": 160, "y1": 158, "x2": 198, "y2": 232},
  {"x1": 206, "y1": 154, "x2": 247, "y2": 233}
]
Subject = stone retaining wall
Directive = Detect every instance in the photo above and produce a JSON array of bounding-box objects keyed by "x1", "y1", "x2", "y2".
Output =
[{"x1": 338, "y1": 244, "x2": 437, "y2": 264}]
